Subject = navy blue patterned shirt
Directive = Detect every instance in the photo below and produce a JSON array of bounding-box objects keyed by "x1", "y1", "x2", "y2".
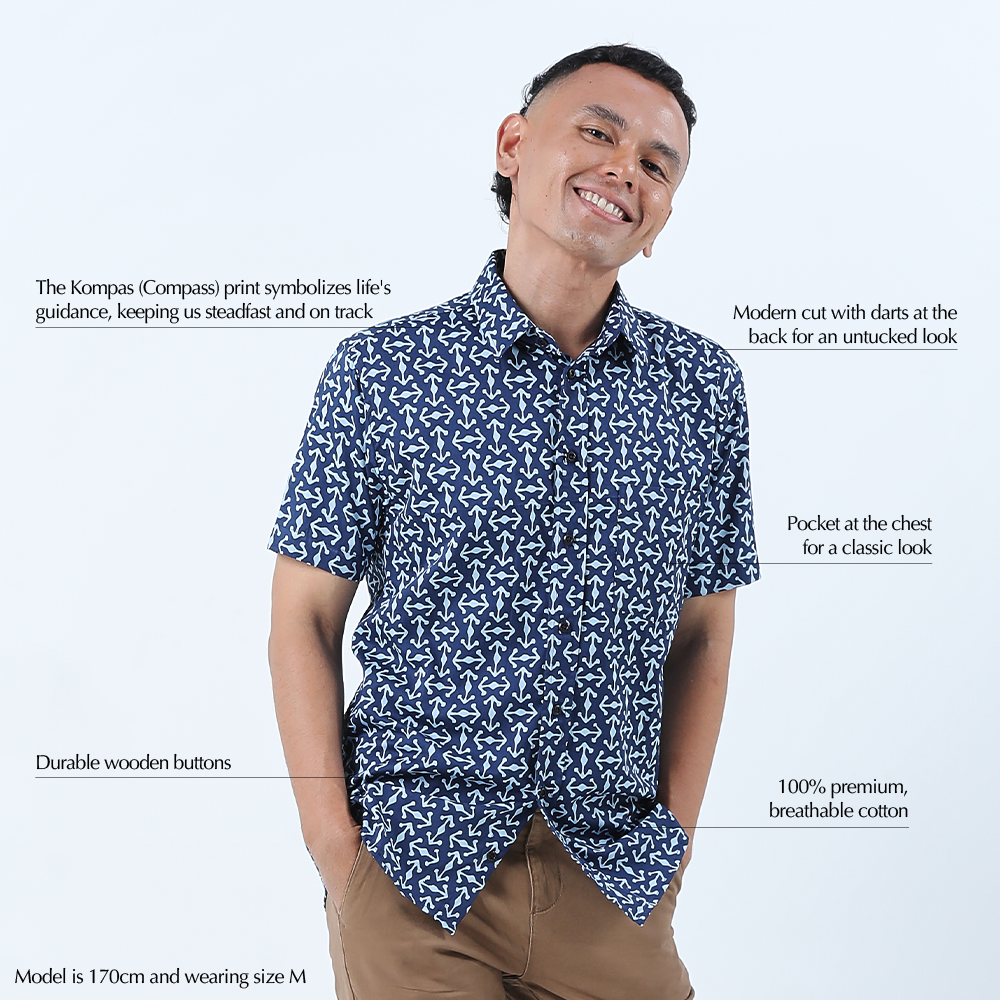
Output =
[{"x1": 269, "y1": 251, "x2": 759, "y2": 932}]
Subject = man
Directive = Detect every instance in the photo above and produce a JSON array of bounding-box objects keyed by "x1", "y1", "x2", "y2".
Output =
[{"x1": 268, "y1": 43, "x2": 758, "y2": 1000}]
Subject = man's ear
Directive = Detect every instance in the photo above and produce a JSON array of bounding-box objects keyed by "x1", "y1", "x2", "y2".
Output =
[
  {"x1": 642, "y1": 206, "x2": 674, "y2": 257},
  {"x1": 495, "y1": 113, "x2": 526, "y2": 178}
]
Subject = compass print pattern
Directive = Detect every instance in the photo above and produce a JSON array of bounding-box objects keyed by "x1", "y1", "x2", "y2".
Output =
[{"x1": 269, "y1": 251, "x2": 759, "y2": 932}]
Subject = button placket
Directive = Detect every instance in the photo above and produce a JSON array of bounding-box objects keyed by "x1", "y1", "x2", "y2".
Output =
[
  {"x1": 536, "y1": 352, "x2": 590, "y2": 799},
  {"x1": 549, "y1": 375, "x2": 587, "y2": 657}
]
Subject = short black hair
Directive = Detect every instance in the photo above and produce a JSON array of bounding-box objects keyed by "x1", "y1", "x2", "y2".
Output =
[{"x1": 491, "y1": 44, "x2": 697, "y2": 222}]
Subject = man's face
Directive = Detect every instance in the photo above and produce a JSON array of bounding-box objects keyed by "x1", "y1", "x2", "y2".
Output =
[{"x1": 497, "y1": 63, "x2": 690, "y2": 269}]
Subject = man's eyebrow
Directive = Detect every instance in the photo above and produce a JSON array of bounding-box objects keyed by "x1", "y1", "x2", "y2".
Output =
[
  {"x1": 648, "y1": 138, "x2": 684, "y2": 171},
  {"x1": 580, "y1": 103, "x2": 683, "y2": 171},
  {"x1": 581, "y1": 103, "x2": 629, "y2": 131}
]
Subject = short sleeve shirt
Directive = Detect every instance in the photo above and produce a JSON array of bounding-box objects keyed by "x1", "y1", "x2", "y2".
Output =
[{"x1": 269, "y1": 251, "x2": 759, "y2": 933}]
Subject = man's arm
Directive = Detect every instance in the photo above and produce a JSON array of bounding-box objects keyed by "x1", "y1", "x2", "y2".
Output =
[
  {"x1": 656, "y1": 589, "x2": 737, "y2": 869},
  {"x1": 268, "y1": 553, "x2": 362, "y2": 912}
]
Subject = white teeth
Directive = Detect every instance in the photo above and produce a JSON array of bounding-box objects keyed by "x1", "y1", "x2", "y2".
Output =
[{"x1": 579, "y1": 189, "x2": 624, "y2": 219}]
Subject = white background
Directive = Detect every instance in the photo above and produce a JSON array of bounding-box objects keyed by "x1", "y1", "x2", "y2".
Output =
[{"x1": 2, "y1": 1, "x2": 997, "y2": 996}]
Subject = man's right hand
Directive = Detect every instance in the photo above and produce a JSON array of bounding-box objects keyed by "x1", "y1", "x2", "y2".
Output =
[
  {"x1": 268, "y1": 557, "x2": 365, "y2": 918},
  {"x1": 314, "y1": 822, "x2": 364, "y2": 916}
]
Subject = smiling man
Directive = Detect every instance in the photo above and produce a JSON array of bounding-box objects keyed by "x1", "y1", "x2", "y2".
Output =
[{"x1": 268, "y1": 44, "x2": 758, "y2": 1000}]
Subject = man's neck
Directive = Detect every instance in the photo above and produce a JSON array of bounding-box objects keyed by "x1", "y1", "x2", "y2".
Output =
[{"x1": 500, "y1": 232, "x2": 620, "y2": 361}]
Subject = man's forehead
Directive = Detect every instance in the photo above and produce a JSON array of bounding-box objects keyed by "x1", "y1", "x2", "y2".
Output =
[{"x1": 526, "y1": 63, "x2": 683, "y2": 120}]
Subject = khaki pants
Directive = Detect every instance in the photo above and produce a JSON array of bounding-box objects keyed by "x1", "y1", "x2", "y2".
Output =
[{"x1": 326, "y1": 809, "x2": 694, "y2": 1000}]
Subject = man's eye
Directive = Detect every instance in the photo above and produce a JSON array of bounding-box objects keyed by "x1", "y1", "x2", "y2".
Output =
[
  {"x1": 585, "y1": 127, "x2": 611, "y2": 141},
  {"x1": 643, "y1": 160, "x2": 666, "y2": 178}
]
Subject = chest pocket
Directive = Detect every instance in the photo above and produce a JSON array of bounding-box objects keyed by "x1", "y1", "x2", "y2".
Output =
[{"x1": 612, "y1": 484, "x2": 692, "y2": 623}]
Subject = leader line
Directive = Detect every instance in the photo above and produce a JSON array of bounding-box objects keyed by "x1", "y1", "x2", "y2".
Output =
[
  {"x1": 26, "y1": 783, "x2": 913, "y2": 829},
  {"x1": 33, "y1": 331, "x2": 962, "y2": 344}
]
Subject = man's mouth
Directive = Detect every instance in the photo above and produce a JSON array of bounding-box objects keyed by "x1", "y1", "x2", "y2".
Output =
[{"x1": 575, "y1": 187, "x2": 631, "y2": 223}]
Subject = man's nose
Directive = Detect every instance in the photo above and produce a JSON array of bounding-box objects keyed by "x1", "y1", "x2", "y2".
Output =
[{"x1": 604, "y1": 147, "x2": 638, "y2": 188}]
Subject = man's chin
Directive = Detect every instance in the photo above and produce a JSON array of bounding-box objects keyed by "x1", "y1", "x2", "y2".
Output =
[
  {"x1": 560, "y1": 232, "x2": 641, "y2": 270},
  {"x1": 510, "y1": 220, "x2": 638, "y2": 271}
]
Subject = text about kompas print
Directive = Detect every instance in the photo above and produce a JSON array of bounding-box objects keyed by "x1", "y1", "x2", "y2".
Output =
[{"x1": 34, "y1": 277, "x2": 391, "y2": 326}]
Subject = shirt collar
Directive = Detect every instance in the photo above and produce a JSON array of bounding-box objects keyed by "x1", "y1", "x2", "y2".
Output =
[{"x1": 470, "y1": 250, "x2": 652, "y2": 367}]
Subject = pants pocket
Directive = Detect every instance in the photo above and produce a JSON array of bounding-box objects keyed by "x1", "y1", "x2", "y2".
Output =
[{"x1": 334, "y1": 842, "x2": 366, "y2": 920}]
